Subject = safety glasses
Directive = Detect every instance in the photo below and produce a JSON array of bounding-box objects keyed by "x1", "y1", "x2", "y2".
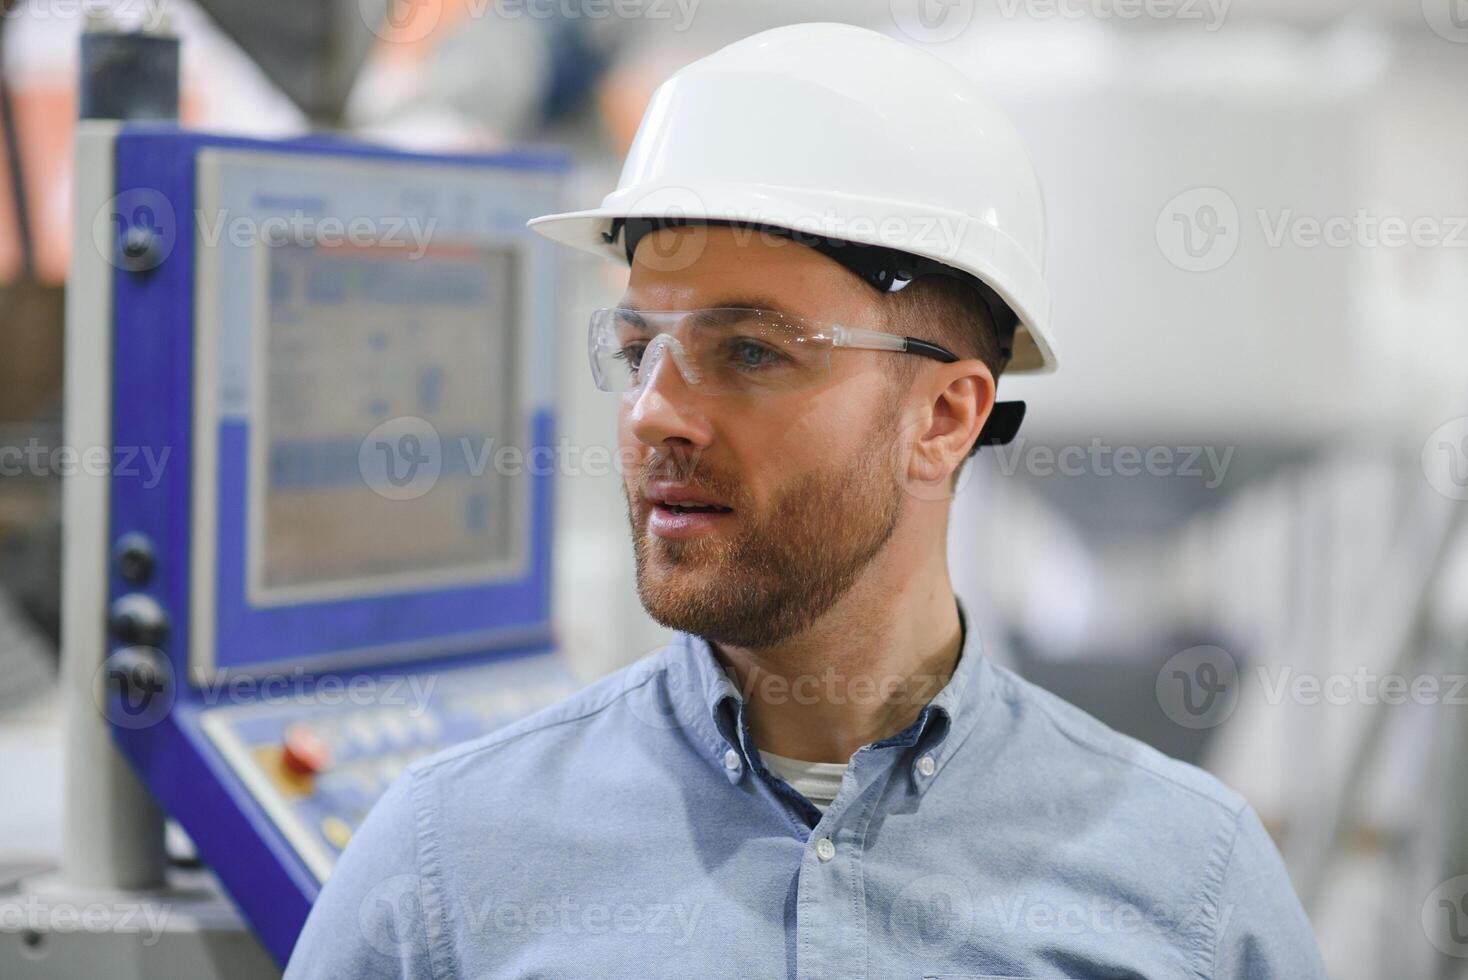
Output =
[{"x1": 588, "y1": 307, "x2": 959, "y2": 398}]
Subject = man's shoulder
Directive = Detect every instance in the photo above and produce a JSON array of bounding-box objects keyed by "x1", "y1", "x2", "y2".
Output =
[
  {"x1": 972, "y1": 659, "x2": 1281, "y2": 965},
  {"x1": 285, "y1": 646, "x2": 694, "y2": 980},
  {"x1": 980, "y1": 657, "x2": 1248, "y2": 825}
]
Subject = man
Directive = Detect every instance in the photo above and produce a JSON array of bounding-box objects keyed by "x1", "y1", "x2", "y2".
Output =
[{"x1": 287, "y1": 23, "x2": 1326, "y2": 978}]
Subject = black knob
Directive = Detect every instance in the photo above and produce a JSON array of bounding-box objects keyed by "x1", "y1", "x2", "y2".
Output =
[
  {"x1": 109, "y1": 593, "x2": 169, "y2": 648},
  {"x1": 114, "y1": 532, "x2": 156, "y2": 585},
  {"x1": 106, "y1": 645, "x2": 168, "y2": 695},
  {"x1": 101, "y1": 645, "x2": 175, "y2": 729}
]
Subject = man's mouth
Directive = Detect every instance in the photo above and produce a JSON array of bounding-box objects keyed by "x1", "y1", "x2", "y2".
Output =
[
  {"x1": 644, "y1": 483, "x2": 735, "y2": 538},
  {"x1": 655, "y1": 500, "x2": 733, "y2": 515}
]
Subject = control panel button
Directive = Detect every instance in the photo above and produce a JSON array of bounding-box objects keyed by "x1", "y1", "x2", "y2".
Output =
[
  {"x1": 344, "y1": 714, "x2": 381, "y2": 752},
  {"x1": 113, "y1": 532, "x2": 156, "y2": 585},
  {"x1": 380, "y1": 709, "x2": 411, "y2": 746},
  {"x1": 320, "y1": 816, "x2": 353, "y2": 850},
  {"x1": 108, "y1": 593, "x2": 169, "y2": 647},
  {"x1": 282, "y1": 724, "x2": 332, "y2": 776}
]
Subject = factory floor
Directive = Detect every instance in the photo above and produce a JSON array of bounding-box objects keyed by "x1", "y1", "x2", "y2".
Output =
[{"x1": 0, "y1": 690, "x2": 62, "y2": 881}]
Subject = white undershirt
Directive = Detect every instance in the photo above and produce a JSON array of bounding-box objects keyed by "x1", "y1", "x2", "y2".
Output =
[{"x1": 758, "y1": 750, "x2": 849, "y2": 813}]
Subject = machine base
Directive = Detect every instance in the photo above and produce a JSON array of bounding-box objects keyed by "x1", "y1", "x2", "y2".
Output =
[{"x1": 0, "y1": 869, "x2": 278, "y2": 980}]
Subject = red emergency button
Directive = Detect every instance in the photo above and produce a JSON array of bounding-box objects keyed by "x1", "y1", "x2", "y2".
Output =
[{"x1": 281, "y1": 723, "x2": 331, "y2": 776}]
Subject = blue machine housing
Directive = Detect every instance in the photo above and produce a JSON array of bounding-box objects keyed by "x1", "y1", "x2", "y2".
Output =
[{"x1": 100, "y1": 126, "x2": 571, "y2": 964}]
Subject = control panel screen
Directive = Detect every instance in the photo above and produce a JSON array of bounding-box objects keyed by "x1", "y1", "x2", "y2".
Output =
[{"x1": 251, "y1": 241, "x2": 523, "y2": 602}]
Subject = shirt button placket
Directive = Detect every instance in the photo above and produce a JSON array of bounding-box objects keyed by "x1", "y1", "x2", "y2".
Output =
[
  {"x1": 800, "y1": 824, "x2": 871, "y2": 980},
  {"x1": 795, "y1": 831, "x2": 836, "y2": 980},
  {"x1": 796, "y1": 756, "x2": 878, "y2": 980}
]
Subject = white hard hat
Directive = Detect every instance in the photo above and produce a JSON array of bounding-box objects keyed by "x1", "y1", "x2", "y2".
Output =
[{"x1": 529, "y1": 21, "x2": 1056, "y2": 376}]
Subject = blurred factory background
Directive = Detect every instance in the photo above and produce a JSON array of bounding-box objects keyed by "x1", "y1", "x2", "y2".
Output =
[{"x1": 1, "y1": 0, "x2": 1466, "y2": 976}]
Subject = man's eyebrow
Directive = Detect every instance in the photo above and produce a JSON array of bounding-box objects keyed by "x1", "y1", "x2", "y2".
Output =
[
  {"x1": 705, "y1": 296, "x2": 793, "y2": 315},
  {"x1": 612, "y1": 308, "x2": 649, "y2": 331},
  {"x1": 612, "y1": 299, "x2": 809, "y2": 338},
  {"x1": 616, "y1": 297, "x2": 798, "y2": 321},
  {"x1": 614, "y1": 307, "x2": 749, "y2": 334}
]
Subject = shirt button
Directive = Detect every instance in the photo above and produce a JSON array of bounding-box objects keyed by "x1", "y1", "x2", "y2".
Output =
[
  {"x1": 815, "y1": 838, "x2": 836, "y2": 862},
  {"x1": 723, "y1": 749, "x2": 741, "y2": 770},
  {"x1": 916, "y1": 754, "x2": 936, "y2": 777}
]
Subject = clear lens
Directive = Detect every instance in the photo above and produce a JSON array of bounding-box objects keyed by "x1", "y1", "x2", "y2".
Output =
[{"x1": 589, "y1": 308, "x2": 835, "y2": 396}]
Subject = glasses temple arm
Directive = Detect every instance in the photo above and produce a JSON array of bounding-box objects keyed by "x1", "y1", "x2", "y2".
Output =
[
  {"x1": 831, "y1": 325, "x2": 960, "y2": 362},
  {"x1": 830, "y1": 325, "x2": 1023, "y2": 452}
]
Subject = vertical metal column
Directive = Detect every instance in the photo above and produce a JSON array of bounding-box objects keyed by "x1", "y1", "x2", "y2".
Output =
[{"x1": 59, "y1": 15, "x2": 180, "y2": 892}]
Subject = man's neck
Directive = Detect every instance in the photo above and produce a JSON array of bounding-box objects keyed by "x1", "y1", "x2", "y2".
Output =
[{"x1": 709, "y1": 545, "x2": 962, "y2": 764}]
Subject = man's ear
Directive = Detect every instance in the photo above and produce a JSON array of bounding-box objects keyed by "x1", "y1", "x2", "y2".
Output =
[{"x1": 907, "y1": 359, "x2": 996, "y2": 486}]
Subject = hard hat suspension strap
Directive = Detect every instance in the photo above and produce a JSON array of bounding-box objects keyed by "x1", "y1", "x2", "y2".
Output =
[{"x1": 607, "y1": 216, "x2": 1025, "y2": 451}]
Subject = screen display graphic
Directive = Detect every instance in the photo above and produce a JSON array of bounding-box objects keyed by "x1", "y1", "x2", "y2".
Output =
[{"x1": 252, "y1": 241, "x2": 523, "y2": 600}]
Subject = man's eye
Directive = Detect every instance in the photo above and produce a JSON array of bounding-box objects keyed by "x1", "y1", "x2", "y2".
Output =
[
  {"x1": 614, "y1": 343, "x2": 646, "y2": 368},
  {"x1": 730, "y1": 338, "x2": 782, "y2": 369}
]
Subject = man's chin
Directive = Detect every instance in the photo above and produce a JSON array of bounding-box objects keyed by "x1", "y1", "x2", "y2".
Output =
[
  {"x1": 639, "y1": 536, "x2": 717, "y2": 578},
  {"x1": 636, "y1": 572, "x2": 718, "y2": 633},
  {"x1": 639, "y1": 523, "x2": 726, "y2": 564}
]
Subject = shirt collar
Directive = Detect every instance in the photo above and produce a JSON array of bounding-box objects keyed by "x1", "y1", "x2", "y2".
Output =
[{"x1": 669, "y1": 598, "x2": 989, "y2": 792}]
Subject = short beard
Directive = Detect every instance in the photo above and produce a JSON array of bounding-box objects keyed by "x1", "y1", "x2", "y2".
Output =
[{"x1": 626, "y1": 406, "x2": 903, "y2": 649}]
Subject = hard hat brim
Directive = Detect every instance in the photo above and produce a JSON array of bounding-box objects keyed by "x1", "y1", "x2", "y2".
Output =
[{"x1": 528, "y1": 192, "x2": 1057, "y2": 375}]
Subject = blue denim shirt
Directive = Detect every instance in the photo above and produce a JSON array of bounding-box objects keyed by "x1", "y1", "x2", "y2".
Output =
[{"x1": 287, "y1": 612, "x2": 1325, "y2": 979}]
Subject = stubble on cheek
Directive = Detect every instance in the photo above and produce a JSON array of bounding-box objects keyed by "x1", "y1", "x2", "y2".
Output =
[{"x1": 621, "y1": 407, "x2": 905, "y2": 649}]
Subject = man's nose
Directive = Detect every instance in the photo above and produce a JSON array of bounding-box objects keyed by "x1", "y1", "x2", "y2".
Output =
[{"x1": 625, "y1": 347, "x2": 715, "y2": 451}]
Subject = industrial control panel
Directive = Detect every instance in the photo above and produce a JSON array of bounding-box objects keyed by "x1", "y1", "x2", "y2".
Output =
[{"x1": 85, "y1": 126, "x2": 575, "y2": 964}]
